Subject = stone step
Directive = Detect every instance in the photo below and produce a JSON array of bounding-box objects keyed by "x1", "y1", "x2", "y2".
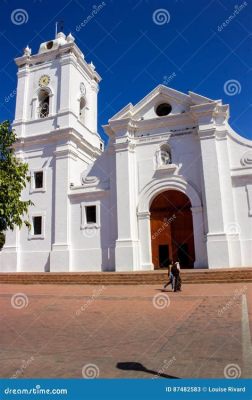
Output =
[{"x1": 0, "y1": 268, "x2": 251, "y2": 285}]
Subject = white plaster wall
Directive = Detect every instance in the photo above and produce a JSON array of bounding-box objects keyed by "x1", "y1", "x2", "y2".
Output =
[
  {"x1": 136, "y1": 132, "x2": 203, "y2": 200},
  {"x1": 70, "y1": 192, "x2": 114, "y2": 271}
]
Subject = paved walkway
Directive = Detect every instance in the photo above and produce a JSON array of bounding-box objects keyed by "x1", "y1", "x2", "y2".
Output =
[{"x1": 0, "y1": 283, "x2": 251, "y2": 378}]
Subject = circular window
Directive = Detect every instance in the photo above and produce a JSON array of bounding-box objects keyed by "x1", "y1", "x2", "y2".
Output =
[
  {"x1": 46, "y1": 41, "x2": 54, "y2": 50},
  {"x1": 156, "y1": 103, "x2": 172, "y2": 117}
]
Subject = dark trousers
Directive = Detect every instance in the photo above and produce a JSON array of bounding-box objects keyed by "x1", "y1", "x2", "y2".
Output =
[
  {"x1": 164, "y1": 273, "x2": 174, "y2": 289},
  {"x1": 173, "y1": 275, "x2": 181, "y2": 291}
]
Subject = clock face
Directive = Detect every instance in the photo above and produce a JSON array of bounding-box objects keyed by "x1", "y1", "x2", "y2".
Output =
[
  {"x1": 80, "y1": 82, "x2": 86, "y2": 95},
  {"x1": 39, "y1": 75, "x2": 50, "y2": 87}
]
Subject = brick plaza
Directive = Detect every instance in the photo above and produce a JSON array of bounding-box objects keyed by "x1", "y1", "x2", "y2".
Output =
[{"x1": 1, "y1": 282, "x2": 251, "y2": 378}]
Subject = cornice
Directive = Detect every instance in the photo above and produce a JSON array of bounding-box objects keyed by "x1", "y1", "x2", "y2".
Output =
[
  {"x1": 197, "y1": 127, "x2": 216, "y2": 140},
  {"x1": 114, "y1": 139, "x2": 136, "y2": 153},
  {"x1": 231, "y1": 167, "x2": 252, "y2": 177},
  {"x1": 68, "y1": 187, "x2": 108, "y2": 197},
  {"x1": 111, "y1": 84, "x2": 193, "y2": 121},
  {"x1": 15, "y1": 42, "x2": 101, "y2": 83},
  {"x1": 107, "y1": 113, "x2": 196, "y2": 137},
  {"x1": 191, "y1": 102, "x2": 229, "y2": 127},
  {"x1": 14, "y1": 128, "x2": 102, "y2": 159}
]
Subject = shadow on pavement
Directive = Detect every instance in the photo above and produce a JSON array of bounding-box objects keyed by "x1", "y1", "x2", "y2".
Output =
[{"x1": 116, "y1": 362, "x2": 179, "y2": 379}]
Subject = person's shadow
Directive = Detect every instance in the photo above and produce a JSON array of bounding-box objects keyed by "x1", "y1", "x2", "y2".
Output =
[{"x1": 116, "y1": 362, "x2": 179, "y2": 379}]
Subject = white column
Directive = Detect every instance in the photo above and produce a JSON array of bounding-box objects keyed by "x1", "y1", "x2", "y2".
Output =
[
  {"x1": 138, "y1": 211, "x2": 153, "y2": 270},
  {"x1": 216, "y1": 135, "x2": 241, "y2": 266},
  {"x1": 199, "y1": 129, "x2": 230, "y2": 268},
  {"x1": 13, "y1": 64, "x2": 30, "y2": 136},
  {"x1": 192, "y1": 103, "x2": 241, "y2": 268},
  {"x1": 114, "y1": 139, "x2": 139, "y2": 271},
  {"x1": 59, "y1": 56, "x2": 71, "y2": 114},
  {"x1": 50, "y1": 147, "x2": 72, "y2": 271},
  {"x1": 89, "y1": 80, "x2": 99, "y2": 133}
]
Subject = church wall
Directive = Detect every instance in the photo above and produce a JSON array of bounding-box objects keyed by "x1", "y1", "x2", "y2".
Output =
[
  {"x1": 23, "y1": 146, "x2": 54, "y2": 272},
  {"x1": 135, "y1": 132, "x2": 203, "y2": 202},
  {"x1": 232, "y1": 185, "x2": 252, "y2": 265},
  {"x1": 11, "y1": 142, "x2": 55, "y2": 271},
  {"x1": 69, "y1": 192, "x2": 114, "y2": 271},
  {"x1": 227, "y1": 129, "x2": 252, "y2": 266}
]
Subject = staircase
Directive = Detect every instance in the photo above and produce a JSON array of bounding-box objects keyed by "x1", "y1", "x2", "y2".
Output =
[{"x1": 0, "y1": 268, "x2": 251, "y2": 285}]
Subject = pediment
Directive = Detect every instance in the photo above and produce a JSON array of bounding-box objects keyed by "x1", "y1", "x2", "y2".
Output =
[{"x1": 109, "y1": 85, "x2": 215, "y2": 122}]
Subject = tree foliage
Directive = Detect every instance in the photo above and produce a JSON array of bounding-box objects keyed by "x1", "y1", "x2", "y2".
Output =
[{"x1": 0, "y1": 120, "x2": 32, "y2": 236}]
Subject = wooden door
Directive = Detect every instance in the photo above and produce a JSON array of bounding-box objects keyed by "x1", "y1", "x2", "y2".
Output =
[{"x1": 150, "y1": 190, "x2": 195, "y2": 269}]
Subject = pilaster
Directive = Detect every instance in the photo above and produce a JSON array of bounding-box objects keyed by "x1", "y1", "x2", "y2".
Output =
[
  {"x1": 114, "y1": 134, "x2": 139, "y2": 271},
  {"x1": 50, "y1": 146, "x2": 72, "y2": 271}
]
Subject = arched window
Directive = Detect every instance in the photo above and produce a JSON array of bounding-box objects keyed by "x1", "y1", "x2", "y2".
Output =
[
  {"x1": 79, "y1": 97, "x2": 86, "y2": 123},
  {"x1": 160, "y1": 144, "x2": 172, "y2": 165},
  {"x1": 38, "y1": 89, "x2": 50, "y2": 118}
]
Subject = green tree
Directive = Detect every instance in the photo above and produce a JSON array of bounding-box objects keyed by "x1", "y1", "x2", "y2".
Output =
[{"x1": 0, "y1": 120, "x2": 32, "y2": 249}]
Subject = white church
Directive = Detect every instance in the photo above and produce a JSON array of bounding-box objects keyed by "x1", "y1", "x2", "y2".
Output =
[{"x1": 1, "y1": 32, "x2": 252, "y2": 272}]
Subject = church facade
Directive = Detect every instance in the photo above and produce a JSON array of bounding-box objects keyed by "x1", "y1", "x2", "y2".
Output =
[{"x1": 1, "y1": 32, "x2": 252, "y2": 272}]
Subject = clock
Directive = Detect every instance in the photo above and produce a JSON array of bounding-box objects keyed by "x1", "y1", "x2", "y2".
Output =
[
  {"x1": 80, "y1": 82, "x2": 86, "y2": 95},
  {"x1": 39, "y1": 75, "x2": 50, "y2": 87}
]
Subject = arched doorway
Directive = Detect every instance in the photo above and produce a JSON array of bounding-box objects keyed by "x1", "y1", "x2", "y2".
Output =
[{"x1": 150, "y1": 190, "x2": 195, "y2": 269}]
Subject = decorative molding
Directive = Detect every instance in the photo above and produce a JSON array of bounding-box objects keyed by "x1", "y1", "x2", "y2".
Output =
[
  {"x1": 137, "y1": 211, "x2": 151, "y2": 220},
  {"x1": 241, "y1": 151, "x2": 252, "y2": 167},
  {"x1": 231, "y1": 167, "x2": 252, "y2": 179},
  {"x1": 15, "y1": 42, "x2": 101, "y2": 83},
  {"x1": 53, "y1": 147, "x2": 78, "y2": 160},
  {"x1": 81, "y1": 175, "x2": 100, "y2": 187},
  {"x1": 191, "y1": 206, "x2": 203, "y2": 214},
  {"x1": 215, "y1": 129, "x2": 228, "y2": 140},
  {"x1": 197, "y1": 127, "x2": 216, "y2": 140},
  {"x1": 138, "y1": 176, "x2": 202, "y2": 213},
  {"x1": 155, "y1": 163, "x2": 178, "y2": 175},
  {"x1": 13, "y1": 127, "x2": 102, "y2": 159},
  {"x1": 114, "y1": 140, "x2": 136, "y2": 153}
]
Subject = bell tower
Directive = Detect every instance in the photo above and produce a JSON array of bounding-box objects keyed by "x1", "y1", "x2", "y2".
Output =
[
  {"x1": 4, "y1": 32, "x2": 104, "y2": 272},
  {"x1": 13, "y1": 31, "x2": 102, "y2": 151}
]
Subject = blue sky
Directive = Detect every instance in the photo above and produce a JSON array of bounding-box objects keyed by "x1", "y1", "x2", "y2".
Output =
[{"x1": 0, "y1": 0, "x2": 251, "y2": 142}]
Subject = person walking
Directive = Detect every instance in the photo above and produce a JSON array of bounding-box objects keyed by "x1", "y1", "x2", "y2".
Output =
[
  {"x1": 163, "y1": 260, "x2": 174, "y2": 290},
  {"x1": 171, "y1": 261, "x2": 182, "y2": 292}
]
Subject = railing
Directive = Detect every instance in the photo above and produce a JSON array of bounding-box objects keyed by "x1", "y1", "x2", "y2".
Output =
[{"x1": 37, "y1": 103, "x2": 49, "y2": 119}]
